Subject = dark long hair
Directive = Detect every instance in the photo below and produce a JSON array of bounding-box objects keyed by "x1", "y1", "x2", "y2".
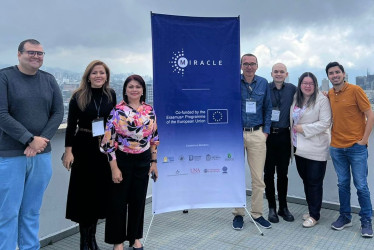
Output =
[
  {"x1": 122, "y1": 74, "x2": 146, "y2": 103},
  {"x1": 295, "y1": 72, "x2": 318, "y2": 108},
  {"x1": 73, "y1": 60, "x2": 113, "y2": 111}
]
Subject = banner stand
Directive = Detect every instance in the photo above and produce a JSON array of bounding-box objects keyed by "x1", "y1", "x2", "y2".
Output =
[
  {"x1": 244, "y1": 207, "x2": 264, "y2": 236},
  {"x1": 143, "y1": 213, "x2": 155, "y2": 246},
  {"x1": 143, "y1": 207, "x2": 264, "y2": 246}
]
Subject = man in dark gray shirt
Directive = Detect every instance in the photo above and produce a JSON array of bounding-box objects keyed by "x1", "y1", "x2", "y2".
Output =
[
  {"x1": 0, "y1": 39, "x2": 63, "y2": 250},
  {"x1": 264, "y1": 63, "x2": 296, "y2": 223}
]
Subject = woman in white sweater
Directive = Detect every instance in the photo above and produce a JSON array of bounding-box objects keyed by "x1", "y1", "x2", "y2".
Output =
[{"x1": 290, "y1": 72, "x2": 331, "y2": 228}]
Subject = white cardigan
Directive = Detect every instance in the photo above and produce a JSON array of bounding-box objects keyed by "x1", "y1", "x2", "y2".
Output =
[{"x1": 290, "y1": 92, "x2": 332, "y2": 161}]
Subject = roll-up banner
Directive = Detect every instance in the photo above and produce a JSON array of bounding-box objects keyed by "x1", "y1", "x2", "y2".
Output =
[{"x1": 151, "y1": 13, "x2": 245, "y2": 214}]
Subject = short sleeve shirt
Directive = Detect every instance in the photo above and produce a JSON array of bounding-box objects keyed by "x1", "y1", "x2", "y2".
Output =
[{"x1": 328, "y1": 82, "x2": 371, "y2": 148}]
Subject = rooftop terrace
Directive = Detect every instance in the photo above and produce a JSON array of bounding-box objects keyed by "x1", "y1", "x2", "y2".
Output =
[{"x1": 41, "y1": 197, "x2": 373, "y2": 250}]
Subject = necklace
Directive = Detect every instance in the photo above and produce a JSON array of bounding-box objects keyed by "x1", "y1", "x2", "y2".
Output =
[{"x1": 128, "y1": 102, "x2": 141, "y2": 110}]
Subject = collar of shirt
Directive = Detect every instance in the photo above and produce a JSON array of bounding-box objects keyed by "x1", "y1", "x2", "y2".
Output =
[
  {"x1": 241, "y1": 74, "x2": 259, "y2": 92},
  {"x1": 270, "y1": 81, "x2": 284, "y2": 90},
  {"x1": 336, "y1": 81, "x2": 348, "y2": 93},
  {"x1": 241, "y1": 74, "x2": 257, "y2": 84}
]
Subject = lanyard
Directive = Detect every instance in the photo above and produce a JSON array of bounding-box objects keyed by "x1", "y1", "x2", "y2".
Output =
[
  {"x1": 273, "y1": 88, "x2": 282, "y2": 108},
  {"x1": 93, "y1": 92, "x2": 103, "y2": 119},
  {"x1": 246, "y1": 82, "x2": 256, "y2": 99}
]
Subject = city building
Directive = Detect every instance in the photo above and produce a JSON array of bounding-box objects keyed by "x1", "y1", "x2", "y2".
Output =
[{"x1": 321, "y1": 78, "x2": 329, "y2": 92}]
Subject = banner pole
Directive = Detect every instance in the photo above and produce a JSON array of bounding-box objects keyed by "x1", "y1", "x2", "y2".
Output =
[
  {"x1": 244, "y1": 207, "x2": 264, "y2": 236},
  {"x1": 143, "y1": 213, "x2": 155, "y2": 246}
]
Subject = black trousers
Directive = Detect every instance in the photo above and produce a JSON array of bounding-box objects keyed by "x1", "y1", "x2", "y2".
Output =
[
  {"x1": 105, "y1": 150, "x2": 151, "y2": 245},
  {"x1": 264, "y1": 130, "x2": 291, "y2": 209},
  {"x1": 295, "y1": 154, "x2": 326, "y2": 221}
]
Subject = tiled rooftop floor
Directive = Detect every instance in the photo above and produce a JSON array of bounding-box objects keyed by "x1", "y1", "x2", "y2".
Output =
[{"x1": 42, "y1": 197, "x2": 373, "y2": 250}]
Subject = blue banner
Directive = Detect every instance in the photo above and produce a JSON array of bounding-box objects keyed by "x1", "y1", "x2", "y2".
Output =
[{"x1": 151, "y1": 13, "x2": 245, "y2": 214}]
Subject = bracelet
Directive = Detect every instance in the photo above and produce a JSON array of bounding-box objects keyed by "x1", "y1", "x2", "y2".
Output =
[{"x1": 150, "y1": 159, "x2": 157, "y2": 163}]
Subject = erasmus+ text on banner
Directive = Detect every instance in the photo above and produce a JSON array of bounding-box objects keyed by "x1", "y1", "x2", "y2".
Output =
[{"x1": 151, "y1": 13, "x2": 245, "y2": 214}]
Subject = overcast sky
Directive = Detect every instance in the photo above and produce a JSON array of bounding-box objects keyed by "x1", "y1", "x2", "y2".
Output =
[{"x1": 1, "y1": 0, "x2": 373, "y2": 84}]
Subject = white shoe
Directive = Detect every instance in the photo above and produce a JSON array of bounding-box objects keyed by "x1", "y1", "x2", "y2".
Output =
[
  {"x1": 303, "y1": 217, "x2": 317, "y2": 228},
  {"x1": 302, "y1": 213, "x2": 310, "y2": 221}
]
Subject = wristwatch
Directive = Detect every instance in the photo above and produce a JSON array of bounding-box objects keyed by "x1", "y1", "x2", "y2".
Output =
[
  {"x1": 150, "y1": 159, "x2": 157, "y2": 163},
  {"x1": 26, "y1": 136, "x2": 34, "y2": 145}
]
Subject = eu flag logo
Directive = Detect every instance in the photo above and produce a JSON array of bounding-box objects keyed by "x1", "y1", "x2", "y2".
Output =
[{"x1": 207, "y1": 109, "x2": 228, "y2": 124}]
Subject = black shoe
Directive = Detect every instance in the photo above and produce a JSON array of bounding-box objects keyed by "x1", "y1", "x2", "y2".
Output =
[
  {"x1": 268, "y1": 208, "x2": 279, "y2": 223},
  {"x1": 278, "y1": 207, "x2": 295, "y2": 222}
]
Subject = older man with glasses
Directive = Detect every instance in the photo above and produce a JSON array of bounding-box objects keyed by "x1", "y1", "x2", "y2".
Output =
[
  {"x1": 232, "y1": 53, "x2": 272, "y2": 230},
  {"x1": 0, "y1": 39, "x2": 63, "y2": 249}
]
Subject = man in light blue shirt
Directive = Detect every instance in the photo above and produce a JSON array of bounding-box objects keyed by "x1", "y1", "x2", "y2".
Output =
[{"x1": 232, "y1": 53, "x2": 272, "y2": 230}]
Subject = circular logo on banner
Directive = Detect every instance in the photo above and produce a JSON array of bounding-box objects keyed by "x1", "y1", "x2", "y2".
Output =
[
  {"x1": 178, "y1": 57, "x2": 188, "y2": 68},
  {"x1": 170, "y1": 49, "x2": 187, "y2": 76}
]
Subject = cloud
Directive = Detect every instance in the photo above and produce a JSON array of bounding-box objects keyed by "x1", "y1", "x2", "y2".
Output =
[
  {"x1": 243, "y1": 23, "x2": 374, "y2": 71},
  {"x1": 1, "y1": 0, "x2": 374, "y2": 79}
]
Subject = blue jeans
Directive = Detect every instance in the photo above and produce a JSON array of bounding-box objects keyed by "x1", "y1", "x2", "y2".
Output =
[
  {"x1": 0, "y1": 153, "x2": 52, "y2": 250},
  {"x1": 330, "y1": 144, "x2": 372, "y2": 222}
]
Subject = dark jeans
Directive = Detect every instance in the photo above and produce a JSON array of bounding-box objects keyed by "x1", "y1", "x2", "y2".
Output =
[
  {"x1": 105, "y1": 150, "x2": 151, "y2": 245},
  {"x1": 295, "y1": 155, "x2": 326, "y2": 221},
  {"x1": 264, "y1": 130, "x2": 291, "y2": 209}
]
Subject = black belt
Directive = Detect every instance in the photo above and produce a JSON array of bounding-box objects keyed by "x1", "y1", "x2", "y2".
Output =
[
  {"x1": 78, "y1": 128, "x2": 92, "y2": 134},
  {"x1": 243, "y1": 125, "x2": 262, "y2": 132},
  {"x1": 270, "y1": 127, "x2": 289, "y2": 134}
]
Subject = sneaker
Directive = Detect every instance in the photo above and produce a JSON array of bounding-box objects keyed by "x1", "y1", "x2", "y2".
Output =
[
  {"x1": 361, "y1": 221, "x2": 374, "y2": 238},
  {"x1": 253, "y1": 216, "x2": 272, "y2": 229},
  {"x1": 331, "y1": 215, "x2": 352, "y2": 231},
  {"x1": 232, "y1": 215, "x2": 244, "y2": 230}
]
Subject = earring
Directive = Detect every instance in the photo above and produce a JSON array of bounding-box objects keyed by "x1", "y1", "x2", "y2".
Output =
[{"x1": 88, "y1": 79, "x2": 91, "y2": 83}]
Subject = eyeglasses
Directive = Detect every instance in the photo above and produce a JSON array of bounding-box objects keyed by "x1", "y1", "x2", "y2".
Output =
[
  {"x1": 301, "y1": 82, "x2": 315, "y2": 86},
  {"x1": 21, "y1": 50, "x2": 45, "y2": 57},
  {"x1": 242, "y1": 62, "x2": 257, "y2": 67}
]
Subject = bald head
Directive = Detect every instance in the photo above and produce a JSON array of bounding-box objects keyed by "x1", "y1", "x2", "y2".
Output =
[
  {"x1": 272, "y1": 63, "x2": 287, "y2": 72},
  {"x1": 271, "y1": 63, "x2": 288, "y2": 84}
]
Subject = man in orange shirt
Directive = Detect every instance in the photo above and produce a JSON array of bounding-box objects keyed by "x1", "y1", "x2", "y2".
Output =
[{"x1": 326, "y1": 62, "x2": 374, "y2": 238}]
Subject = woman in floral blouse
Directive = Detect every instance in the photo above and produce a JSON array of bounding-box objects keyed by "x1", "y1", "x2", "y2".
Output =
[{"x1": 101, "y1": 74, "x2": 159, "y2": 250}]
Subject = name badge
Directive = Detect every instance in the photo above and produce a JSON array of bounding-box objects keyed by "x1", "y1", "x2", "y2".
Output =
[
  {"x1": 246, "y1": 99, "x2": 256, "y2": 114},
  {"x1": 92, "y1": 118, "x2": 105, "y2": 137},
  {"x1": 271, "y1": 109, "x2": 280, "y2": 122}
]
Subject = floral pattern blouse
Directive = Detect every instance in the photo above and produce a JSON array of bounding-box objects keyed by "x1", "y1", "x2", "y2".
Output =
[{"x1": 100, "y1": 100, "x2": 159, "y2": 161}]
